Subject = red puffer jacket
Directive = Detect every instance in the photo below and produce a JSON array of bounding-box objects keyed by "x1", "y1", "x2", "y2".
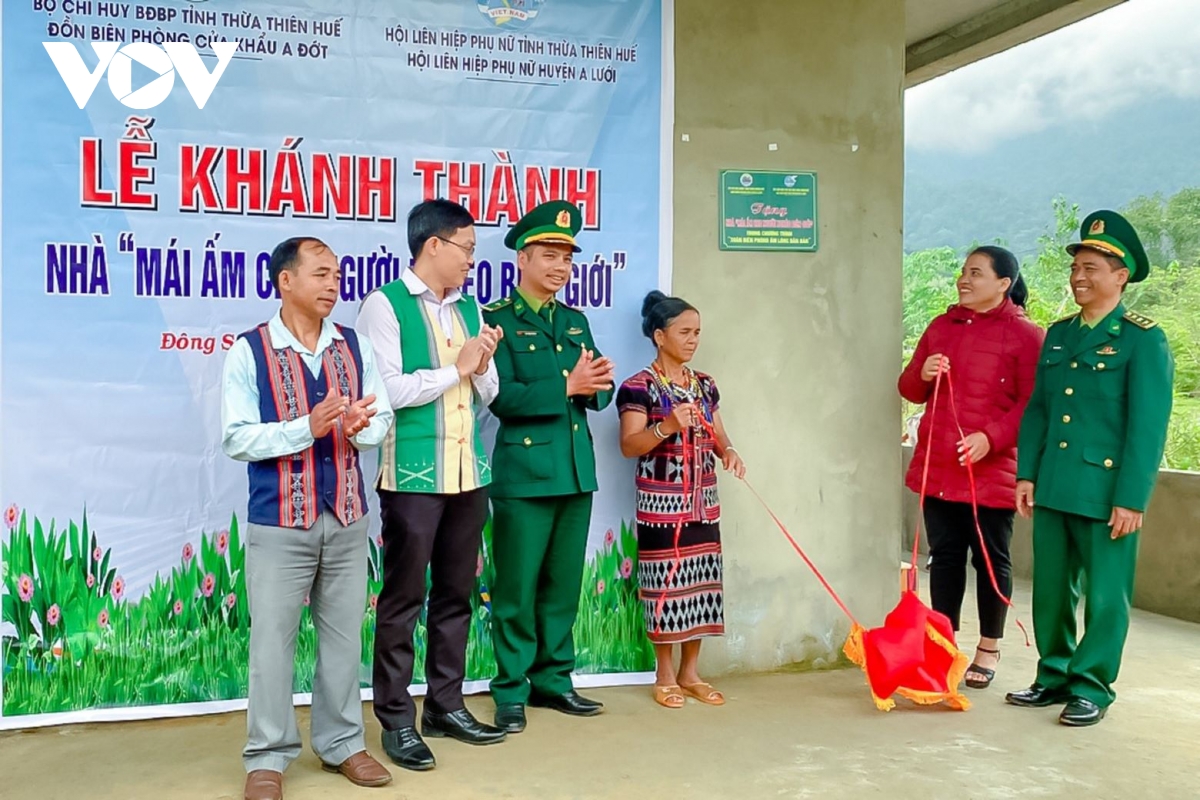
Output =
[{"x1": 899, "y1": 299, "x2": 1045, "y2": 510}]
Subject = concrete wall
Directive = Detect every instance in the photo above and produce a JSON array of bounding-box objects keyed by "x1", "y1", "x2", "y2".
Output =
[
  {"x1": 672, "y1": 1, "x2": 906, "y2": 674},
  {"x1": 901, "y1": 446, "x2": 1200, "y2": 624}
]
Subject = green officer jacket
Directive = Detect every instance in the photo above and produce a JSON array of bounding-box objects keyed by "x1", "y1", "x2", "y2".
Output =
[
  {"x1": 1017, "y1": 304, "x2": 1174, "y2": 520},
  {"x1": 484, "y1": 294, "x2": 613, "y2": 498}
]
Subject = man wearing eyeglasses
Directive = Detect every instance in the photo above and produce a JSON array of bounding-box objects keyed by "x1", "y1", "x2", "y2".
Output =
[{"x1": 356, "y1": 199, "x2": 508, "y2": 772}]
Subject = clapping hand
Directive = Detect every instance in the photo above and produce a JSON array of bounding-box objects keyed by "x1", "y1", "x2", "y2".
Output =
[
  {"x1": 567, "y1": 344, "x2": 614, "y2": 397},
  {"x1": 309, "y1": 392, "x2": 350, "y2": 438},
  {"x1": 342, "y1": 394, "x2": 378, "y2": 439}
]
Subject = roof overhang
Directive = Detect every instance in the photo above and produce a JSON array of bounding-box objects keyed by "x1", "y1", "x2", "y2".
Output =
[{"x1": 905, "y1": 0, "x2": 1127, "y2": 87}]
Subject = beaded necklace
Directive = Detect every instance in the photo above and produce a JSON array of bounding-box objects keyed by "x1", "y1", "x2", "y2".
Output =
[{"x1": 649, "y1": 360, "x2": 712, "y2": 425}]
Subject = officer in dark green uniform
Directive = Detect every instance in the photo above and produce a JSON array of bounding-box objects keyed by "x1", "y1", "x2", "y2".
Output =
[
  {"x1": 483, "y1": 201, "x2": 615, "y2": 733},
  {"x1": 1007, "y1": 210, "x2": 1173, "y2": 726}
]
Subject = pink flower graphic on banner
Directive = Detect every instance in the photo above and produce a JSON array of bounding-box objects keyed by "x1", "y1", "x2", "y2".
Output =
[
  {"x1": 98, "y1": 609, "x2": 110, "y2": 628},
  {"x1": 369, "y1": 594, "x2": 378, "y2": 611},
  {"x1": 201, "y1": 573, "x2": 216, "y2": 598},
  {"x1": 173, "y1": 600, "x2": 184, "y2": 616},
  {"x1": 216, "y1": 530, "x2": 229, "y2": 555},
  {"x1": 604, "y1": 528, "x2": 616, "y2": 547},
  {"x1": 93, "y1": 546, "x2": 103, "y2": 563},
  {"x1": 4, "y1": 504, "x2": 19, "y2": 529},
  {"x1": 621, "y1": 557, "x2": 634, "y2": 579},
  {"x1": 225, "y1": 592, "x2": 237, "y2": 609},
  {"x1": 47, "y1": 604, "x2": 61, "y2": 627},
  {"x1": 476, "y1": 552, "x2": 484, "y2": 577},
  {"x1": 182, "y1": 542, "x2": 194, "y2": 564},
  {"x1": 86, "y1": 573, "x2": 95, "y2": 590},
  {"x1": 112, "y1": 576, "x2": 125, "y2": 602},
  {"x1": 596, "y1": 579, "x2": 606, "y2": 595},
  {"x1": 17, "y1": 574, "x2": 34, "y2": 602}
]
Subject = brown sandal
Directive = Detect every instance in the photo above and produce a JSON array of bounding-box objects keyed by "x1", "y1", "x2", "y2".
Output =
[
  {"x1": 679, "y1": 682, "x2": 725, "y2": 706},
  {"x1": 654, "y1": 685, "x2": 685, "y2": 709}
]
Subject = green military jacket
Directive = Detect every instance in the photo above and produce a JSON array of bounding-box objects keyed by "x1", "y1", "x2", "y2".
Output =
[
  {"x1": 1016, "y1": 304, "x2": 1174, "y2": 520},
  {"x1": 484, "y1": 294, "x2": 613, "y2": 498}
]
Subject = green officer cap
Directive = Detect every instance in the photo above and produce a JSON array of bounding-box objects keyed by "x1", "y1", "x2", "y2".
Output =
[
  {"x1": 504, "y1": 200, "x2": 582, "y2": 253},
  {"x1": 1065, "y1": 210, "x2": 1150, "y2": 283}
]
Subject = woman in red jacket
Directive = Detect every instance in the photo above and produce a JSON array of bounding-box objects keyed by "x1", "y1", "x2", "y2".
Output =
[{"x1": 899, "y1": 245, "x2": 1045, "y2": 689}]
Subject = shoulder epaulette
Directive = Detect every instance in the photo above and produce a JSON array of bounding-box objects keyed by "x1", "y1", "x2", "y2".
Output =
[
  {"x1": 1124, "y1": 310, "x2": 1157, "y2": 330},
  {"x1": 484, "y1": 297, "x2": 513, "y2": 312},
  {"x1": 1052, "y1": 313, "x2": 1079, "y2": 326}
]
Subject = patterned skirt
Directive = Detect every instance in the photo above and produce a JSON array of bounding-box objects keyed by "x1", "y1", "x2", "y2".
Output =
[{"x1": 637, "y1": 521, "x2": 724, "y2": 644}]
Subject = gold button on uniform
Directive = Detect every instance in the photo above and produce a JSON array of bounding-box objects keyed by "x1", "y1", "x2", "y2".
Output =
[
  {"x1": 1065, "y1": 388, "x2": 1074, "y2": 396},
  {"x1": 1071, "y1": 361, "x2": 1078, "y2": 369},
  {"x1": 1062, "y1": 415, "x2": 1071, "y2": 423},
  {"x1": 573, "y1": 423, "x2": 579, "y2": 431},
  {"x1": 529, "y1": 344, "x2": 536, "y2": 351},
  {"x1": 556, "y1": 344, "x2": 563, "y2": 352},
  {"x1": 1060, "y1": 441, "x2": 1068, "y2": 449},
  {"x1": 1097, "y1": 362, "x2": 1106, "y2": 370},
  {"x1": 1104, "y1": 458, "x2": 1114, "y2": 468},
  {"x1": 523, "y1": 437, "x2": 532, "y2": 446},
  {"x1": 562, "y1": 369, "x2": 569, "y2": 377}
]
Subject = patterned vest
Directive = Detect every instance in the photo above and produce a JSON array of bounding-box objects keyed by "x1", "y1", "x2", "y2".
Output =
[
  {"x1": 377, "y1": 282, "x2": 491, "y2": 494},
  {"x1": 242, "y1": 323, "x2": 368, "y2": 529}
]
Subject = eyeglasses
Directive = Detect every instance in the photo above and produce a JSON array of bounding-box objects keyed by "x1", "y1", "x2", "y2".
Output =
[{"x1": 436, "y1": 236, "x2": 476, "y2": 257}]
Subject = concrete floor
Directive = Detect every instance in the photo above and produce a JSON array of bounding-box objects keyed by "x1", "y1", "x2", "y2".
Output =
[{"x1": 2, "y1": 582, "x2": 1198, "y2": 800}]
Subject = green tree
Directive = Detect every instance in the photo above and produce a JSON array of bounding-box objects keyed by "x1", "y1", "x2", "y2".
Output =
[
  {"x1": 1122, "y1": 192, "x2": 1170, "y2": 269},
  {"x1": 901, "y1": 246, "x2": 959, "y2": 357},
  {"x1": 1018, "y1": 196, "x2": 1078, "y2": 328},
  {"x1": 1165, "y1": 187, "x2": 1200, "y2": 267}
]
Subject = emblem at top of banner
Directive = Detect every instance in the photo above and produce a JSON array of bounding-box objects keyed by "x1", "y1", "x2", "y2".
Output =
[{"x1": 478, "y1": 0, "x2": 546, "y2": 30}]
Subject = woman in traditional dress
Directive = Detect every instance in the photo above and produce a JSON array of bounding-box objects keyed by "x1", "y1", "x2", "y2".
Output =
[
  {"x1": 617, "y1": 291, "x2": 745, "y2": 709},
  {"x1": 899, "y1": 245, "x2": 1044, "y2": 688}
]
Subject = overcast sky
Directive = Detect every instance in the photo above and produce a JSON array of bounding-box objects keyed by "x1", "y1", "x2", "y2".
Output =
[{"x1": 905, "y1": 0, "x2": 1200, "y2": 154}]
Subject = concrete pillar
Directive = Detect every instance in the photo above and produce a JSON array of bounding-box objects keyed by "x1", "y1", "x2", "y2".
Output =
[{"x1": 671, "y1": 0, "x2": 905, "y2": 673}]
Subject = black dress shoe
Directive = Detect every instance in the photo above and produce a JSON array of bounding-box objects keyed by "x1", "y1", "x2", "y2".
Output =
[
  {"x1": 421, "y1": 707, "x2": 508, "y2": 745},
  {"x1": 1059, "y1": 697, "x2": 1107, "y2": 727},
  {"x1": 528, "y1": 689, "x2": 604, "y2": 716},
  {"x1": 381, "y1": 726, "x2": 436, "y2": 771},
  {"x1": 494, "y1": 703, "x2": 527, "y2": 733},
  {"x1": 1004, "y1": 683, "x2": 1070, "y2": 708}
]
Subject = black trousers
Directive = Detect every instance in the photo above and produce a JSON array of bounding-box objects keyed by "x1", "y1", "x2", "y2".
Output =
[
  {"x1": 372, "y1": 487, "x2": 489, "y2": 730},
  {"x1": 923, "y1": 496, "x2": 1014, "y2": 640}
]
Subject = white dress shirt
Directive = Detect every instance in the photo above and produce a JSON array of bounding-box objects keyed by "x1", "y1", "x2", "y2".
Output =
[
  {"x1": 354, "y1": 269, "x2": 499, "y2": 410},
  {"x1": 221, "y1": 311, "x2": 393, "y2": 461}
]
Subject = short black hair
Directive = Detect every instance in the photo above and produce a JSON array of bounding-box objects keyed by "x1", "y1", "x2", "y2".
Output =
[
  {"x1": 407, "y1": 199, "x2": 475, "y2": 258},
  {"x1": 641, "y1": 290, "x2": 698, "y2": 341},
  {"x1": 268, "y1": 237, "x2": 329, "y2": 289}
]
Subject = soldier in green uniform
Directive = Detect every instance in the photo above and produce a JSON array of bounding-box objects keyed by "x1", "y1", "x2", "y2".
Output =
[
  {"x1": 1006, "y1": 210, "x2": 1174, "y2": 726},
  {"x1": 483, "y1": 200, "x2": 615, "y2": 733}
]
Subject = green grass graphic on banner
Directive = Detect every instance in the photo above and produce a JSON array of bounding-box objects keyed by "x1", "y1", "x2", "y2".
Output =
[{"x1": 1, "y1": 507, "x2": 653, "y2": 716}]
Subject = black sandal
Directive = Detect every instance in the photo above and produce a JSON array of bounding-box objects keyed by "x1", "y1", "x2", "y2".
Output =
[{"x1": 964, "y1": 647, "x2": 1000, "y2": 689}]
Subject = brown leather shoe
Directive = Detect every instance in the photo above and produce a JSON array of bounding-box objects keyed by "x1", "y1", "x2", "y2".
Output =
[
  {"x1": 322, "y1": 751, "x2": 393, "y2": 787},
  {"x1": 244, "y1": 770, "x2": 283, "y2": 800}
]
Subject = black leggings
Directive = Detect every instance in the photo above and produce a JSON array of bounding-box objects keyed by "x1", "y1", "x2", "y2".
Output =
[{"x1": 922, "y1": 496, "x2": 1014, "y2": 640}]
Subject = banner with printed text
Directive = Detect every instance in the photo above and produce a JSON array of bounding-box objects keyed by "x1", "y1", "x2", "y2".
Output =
[{"x1": 0, "y1": 0, "x2": 668, "y2": 728}]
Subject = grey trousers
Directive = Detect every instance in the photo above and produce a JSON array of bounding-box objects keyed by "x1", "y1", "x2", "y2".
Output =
[{"x1": 243, "y1": 511, "x2": 368, "y2": 773}]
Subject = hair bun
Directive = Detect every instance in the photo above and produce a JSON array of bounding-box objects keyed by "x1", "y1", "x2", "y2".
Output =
[{"x1": 641, "y1": 290, "x2": 668, "y2": 319}]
